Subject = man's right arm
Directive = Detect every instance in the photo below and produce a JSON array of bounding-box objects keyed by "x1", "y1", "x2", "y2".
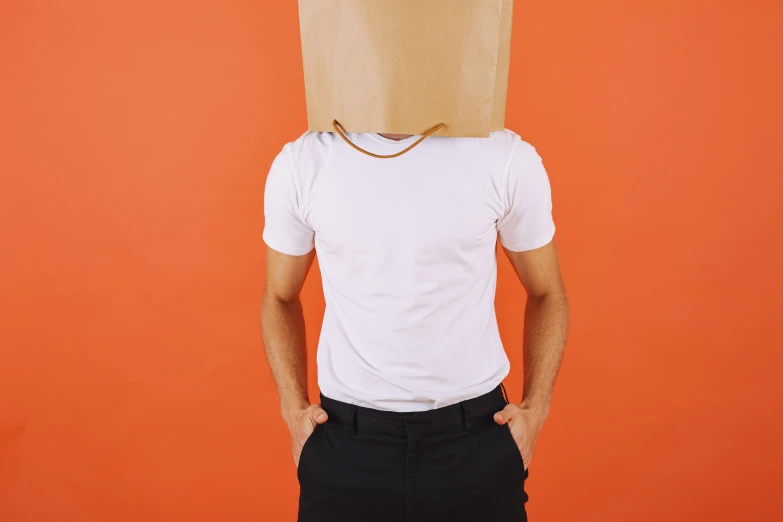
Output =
[{"x1": 261, "y1": 245, "x2": 328, "y2": 467}]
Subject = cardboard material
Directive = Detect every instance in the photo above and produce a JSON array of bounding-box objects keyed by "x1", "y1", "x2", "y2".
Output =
[{"x1": 298, "y1": 0, "x2": 514, "y2": 138}]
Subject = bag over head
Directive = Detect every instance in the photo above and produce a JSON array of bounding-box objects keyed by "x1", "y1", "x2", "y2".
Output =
[{"x1": 298, "y1": 0, "x2": 514, "y2": 140}]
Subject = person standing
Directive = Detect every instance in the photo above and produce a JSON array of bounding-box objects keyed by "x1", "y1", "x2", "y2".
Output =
[{"x1": 261, "y1": 127, "x2": 569, "y2": 521}]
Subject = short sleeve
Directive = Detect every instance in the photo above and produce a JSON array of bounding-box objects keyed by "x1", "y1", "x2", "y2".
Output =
[
  {"x1": 262, "y1": 144, "x2": 315, "y2": 255},
  {"x1": 496, "y1": 140, "x2": 556, "y2": 252}
]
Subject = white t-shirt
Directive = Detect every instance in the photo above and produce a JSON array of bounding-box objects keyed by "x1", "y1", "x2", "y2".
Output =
[{"x1": 263, "y1": 129, "x2": 555, "y2": 411}]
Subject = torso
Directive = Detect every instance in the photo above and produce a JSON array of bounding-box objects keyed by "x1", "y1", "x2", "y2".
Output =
[{"x1": 281, "y1": 129, "x2": 527, "y2": 411}]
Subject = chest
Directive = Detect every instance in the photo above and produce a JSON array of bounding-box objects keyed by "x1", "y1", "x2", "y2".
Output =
[{"x1": 306, "y1": 162, "x2": 504, "y2": 258}]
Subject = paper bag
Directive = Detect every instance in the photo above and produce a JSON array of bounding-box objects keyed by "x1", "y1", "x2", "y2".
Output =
[{"x1": 298, "y1": 0, "x2": 514, "y2": 138}]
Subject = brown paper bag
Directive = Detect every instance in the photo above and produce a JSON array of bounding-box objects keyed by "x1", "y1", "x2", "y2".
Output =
[{"x1": 298, "y1": 0, "x2": 514, "y2": 138}]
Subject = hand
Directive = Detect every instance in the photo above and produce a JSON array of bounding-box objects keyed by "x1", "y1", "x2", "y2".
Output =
[
  {"x1": 287, "y1": 403, "x2": 329, "y2": 468},
  {"x1": 493, "y1": 402, "x2": 547, "y2": 470}
]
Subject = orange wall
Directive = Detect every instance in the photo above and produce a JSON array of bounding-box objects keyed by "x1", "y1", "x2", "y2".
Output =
[{"x1": 1, "y1": 1, "x2": 781, "y2": 521}]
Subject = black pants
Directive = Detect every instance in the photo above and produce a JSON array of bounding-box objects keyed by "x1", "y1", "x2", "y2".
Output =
[{"x1": 297, "y1": 382, "x2": 529, "y2": 522}]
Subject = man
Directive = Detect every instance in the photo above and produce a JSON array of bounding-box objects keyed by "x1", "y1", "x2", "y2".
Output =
[{"x1": 261, "y1": 126, "x2": 569, "y2": 521}]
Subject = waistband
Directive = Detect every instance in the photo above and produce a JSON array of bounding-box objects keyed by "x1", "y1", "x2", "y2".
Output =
[{"x1": 318, "y1": 382, "x2": 511, "y2": 435}]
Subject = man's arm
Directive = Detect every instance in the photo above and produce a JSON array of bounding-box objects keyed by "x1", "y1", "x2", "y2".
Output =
[
  {"x1": 493, "y1": 238, "x2": 570, "y2": 469},
  {"x1": 261, "y1": 245, "x2": 328, "y2": 468}
]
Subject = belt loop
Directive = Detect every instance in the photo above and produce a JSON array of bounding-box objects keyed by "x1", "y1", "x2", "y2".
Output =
[
  {"x1": 460, "y1": 402, "x2": 472, "y2": 431},
  {"x1": 351, "y1": 406, "x2": 358, "y2": 436}
]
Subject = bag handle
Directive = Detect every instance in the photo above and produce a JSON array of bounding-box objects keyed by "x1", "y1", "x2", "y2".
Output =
[{"x1": 332, "y1": 119, "x2": 444, "y2": 159}]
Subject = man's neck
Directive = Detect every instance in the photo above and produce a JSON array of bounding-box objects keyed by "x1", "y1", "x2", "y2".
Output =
[{"x1": 377, "y1": 133, "x2": 414, "y2": 141}]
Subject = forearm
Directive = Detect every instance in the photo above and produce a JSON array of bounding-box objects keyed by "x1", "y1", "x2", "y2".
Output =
[
  {"x1": 261, "y1": 290, "x2": 310, "y2": 420},
  {"x1": 519, "y1": 289, "x2": 569, "y2": 418}
]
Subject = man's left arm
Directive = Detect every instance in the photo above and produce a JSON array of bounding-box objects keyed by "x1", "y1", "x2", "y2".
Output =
[{"x1": 494, "y1": 238, "x2": 570, "y2": 470}]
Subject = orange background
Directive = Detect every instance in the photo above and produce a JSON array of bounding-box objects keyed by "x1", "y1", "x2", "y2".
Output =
[{"x1": 1, "y1": 1, "x2": 781, "y2": 521}]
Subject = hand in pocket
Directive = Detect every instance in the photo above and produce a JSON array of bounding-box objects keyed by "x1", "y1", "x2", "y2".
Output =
[
  {"x1": 287, "y1": 403, "x2": 329, "y2": 469},
  {"x1": 493, "y1": 402, "x2": 547, "y2": 471}
]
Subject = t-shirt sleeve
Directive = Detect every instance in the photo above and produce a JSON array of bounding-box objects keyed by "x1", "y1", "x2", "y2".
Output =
[
  {"x1": 262, "y1": 144, "x2": 315, "y2": 256},
  {"x1": 496, "y1": 139, "x2": 556, "y2": 252}
]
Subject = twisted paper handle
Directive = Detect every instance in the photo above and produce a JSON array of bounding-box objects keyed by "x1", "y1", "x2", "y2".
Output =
[{"x1": 332, "y1": 119, "x2": 445, "y2": 159}]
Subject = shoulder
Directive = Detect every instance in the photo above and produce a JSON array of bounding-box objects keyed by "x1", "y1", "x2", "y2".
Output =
[
  {"x1": 471, "y1": 128, "x2": 539, "y2": 159},
  {"x1": 281, "y1": 130, "x2": 337, "y2": 178},
  {"x1": 266, "y1": 131, "x2": 337, "y2": 195},
  {"x1": 468, "y1": 128, "x2": 540, "y2": 176},
  {"x1": 489, "y1": 128, "x2": 541, "y2": 161}
]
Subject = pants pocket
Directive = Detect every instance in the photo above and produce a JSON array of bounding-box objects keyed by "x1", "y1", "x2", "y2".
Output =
[
  {"x1": 500, "y1": 422, "x2": 528, "y2": 480},
  {"x1": 297, "y1": 421, "x2": 323, "y2": 482}
]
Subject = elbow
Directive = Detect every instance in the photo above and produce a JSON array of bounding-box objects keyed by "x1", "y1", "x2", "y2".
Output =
[{"x1": 529, "y1": 281, "x2": 569, "y2": 308}]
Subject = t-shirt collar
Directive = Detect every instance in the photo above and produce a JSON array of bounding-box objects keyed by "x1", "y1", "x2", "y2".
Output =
[{"x1": 366, "y1": 133, "x2": 422, "y2": 146}]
